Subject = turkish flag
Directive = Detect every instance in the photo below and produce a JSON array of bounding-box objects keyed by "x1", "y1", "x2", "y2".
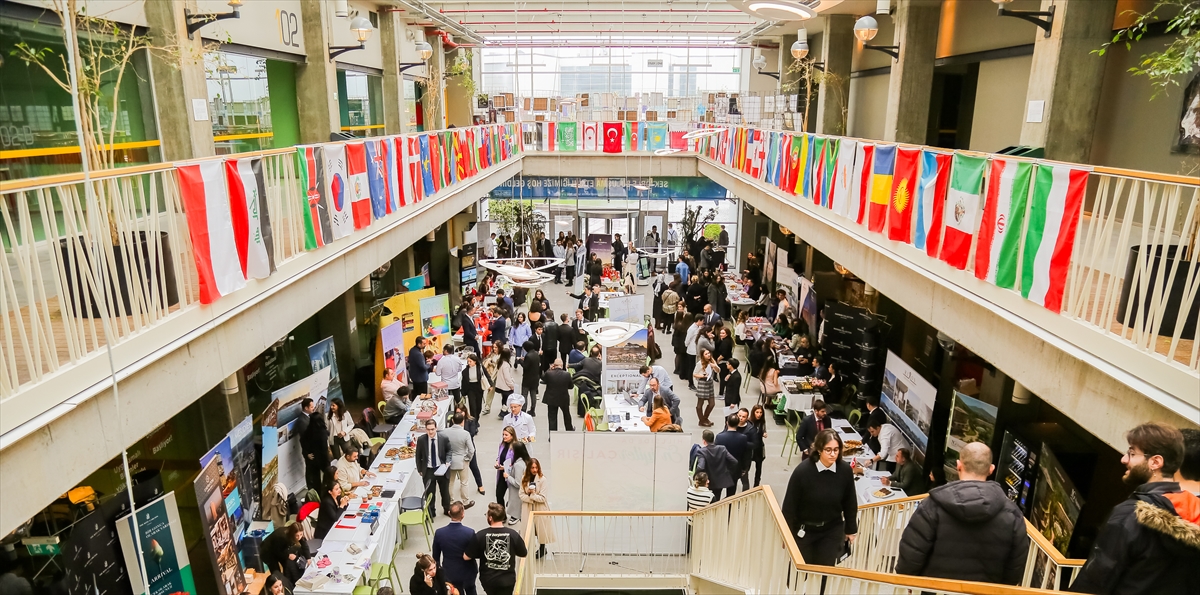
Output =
[{"x1": 603, "y1": 122, "x2": 623, "y2": 153}]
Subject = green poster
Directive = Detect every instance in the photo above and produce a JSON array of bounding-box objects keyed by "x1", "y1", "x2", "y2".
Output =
[{"x1": 117, "y1": 492, "x2": 197, "y2": 595}]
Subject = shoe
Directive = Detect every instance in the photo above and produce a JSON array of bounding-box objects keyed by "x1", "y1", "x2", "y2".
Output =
[
  {"x1": 477, "y1": 487, "x2": 486, "y2": 495},
  {"x1": 482, "y1": 408, "x2": 491, "y2": 416},
  {"x1": 508, "y1": 516, "x2": 519, "y2": 525},
  {"x1": 464, "y1": 500, "x2": 476, "y2": 509}
]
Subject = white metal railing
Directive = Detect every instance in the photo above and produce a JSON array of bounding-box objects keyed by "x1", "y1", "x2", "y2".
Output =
[{"x1": 0, "y1": 124, "x2": 520, "y2": 405}]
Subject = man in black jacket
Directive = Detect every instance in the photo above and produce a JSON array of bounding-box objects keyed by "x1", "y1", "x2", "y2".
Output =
[
  {"x1": 714, "y1": 415, "x2": 750, "y2": 500},
  {"x1": 1071, "y1": 422, "x2": 1199, "y2": 595},
  {"x1": 415, "y1": 418, "x2": 452, "y2": 518},
  {"x1": 408, "y1": 336, "x2": 431, "y2": 396},
  {"x1": 722, "y1": 360, "x2": 742, "y2": 409},
  {"x1": 520, "y1": 341, "x2": 541, "y2": 416},
  {"x1": 781, "y1": 429, "x2": 859, "y2": 566},
  {"x1": 541, "y1": 360, "x2": 575, "y2": 435},
  {"x1": 695, "y1": 430, "x2": 740, "y2": 500},
  {"x1": 612, "y1": 234, "x2": 626, "y2": 273},
  {"x1": 540, "y1": 319, "x2": 558, "y2": 373},
  {"x1": 587, "y1": 286, "x2": 601, "y2": 322},
  {"x1": 459, "y1": 304, "x2": 481, "y2": 357},
  {"x1": 299, "y1": 398, "x2": 330, "y2": 491},
  {"x1": 795, "y1": 399, "x2": 830, "y2": 458},
  {"x1": 556, "y1": 313, "x2": 574, "y2": 366},
  {"x1": 896, "y1": 442, "x2": 1027, "y2": 584}
]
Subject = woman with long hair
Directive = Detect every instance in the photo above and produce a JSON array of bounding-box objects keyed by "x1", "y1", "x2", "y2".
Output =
[
  {"x1": 481, "y1": 339, "x2": 503, "y2": 416},
  {"x1": 454, "y1": 404, "x2": 487, "y2": 495},
  {"x1": 642, "y1": 394, "x2": 673, "y2": 432},
  {"x1": 493, "y1": 347, "x2": 517, "y2": 418},
  {"x1": 743, "y1": 405, "x2": 768, "y2": 488},
  {"x1": 672, "y1": 302, "x2": 690, "y2": 378},
  {"x1": 714, "y1": 327, "x2": 734, "y2": 363},
  {"x1": 734, "y1": 310, "x2": 749, "y2": 345},
  {"x1": 528, "y1": 298, "x2": 543, "y2": 324},
  {"x1": 461, "y1": 353, "x2": 490, "y2": 420},
  {"x1": 693, "y1": 349, "x2": 719, "y2": 427},
  {"x1": 409, "y1": 553, "x2": 452, "y2": 595},
  {"x1": 263, "y1": 573, "x2": 293, "y2": 595},
  {"x1": 759, "y1": 356, "x2": 781, "y2": 408},
  {"x1": 504, "y1": 441, "x2": 532, "y2": 524},
  {"x1": 326, "y1": 398, "x2": 354, "y2": 459},
  {"x1": 495, "y1": 426, "x2": 517, "y2": 508},
  {"x1": 747, "y1": 338, "x2": 768, "y2": 380},
  {"x1": 510, "y1": 313, "x2": 531, "y2": 357},
  {"x1": 520, "y1": 458, "x2": 556, "y2": 558}
]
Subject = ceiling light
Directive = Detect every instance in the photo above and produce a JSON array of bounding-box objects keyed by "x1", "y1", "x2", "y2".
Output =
[
  {"x1": 415, "y1": 41, "x2": 433, "y2": 60},
  {"x1": 349, "y1": 15, "x2": 374, "y2": 43},
  {"x1": 791, "y1": 28, "x2": 809, "y2": 59},
  {"x1": 854, "y1": 15, "x2": 879, "y2": 42},
  {"x1": 735, "y1": 1, "x2": 819, "y2": 21},
  {"x1": 752, "y1": 53, "x2": 767, "y2": 70}
]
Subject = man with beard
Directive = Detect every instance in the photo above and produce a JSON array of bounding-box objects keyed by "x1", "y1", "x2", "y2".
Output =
[{"x1": 1071, "y1": 422, "x2": 1200, "y2": 595}]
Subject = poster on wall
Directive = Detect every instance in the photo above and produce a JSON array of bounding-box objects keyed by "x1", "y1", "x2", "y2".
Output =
[
  {"x1": 880, "y1": 351, "x2": 937, "y2": 455},
  {"x1": 63, "y1": 496, "x2": 133, "y2": 595},
  {"x1": 419, "y1": 294, "x2": 452, "y2": 337},
  {"x1": 776, "y1": 248, "x2": 798, "y2": 295},
  {"x1": 261, "y1": 367, "x2": 330, "y2": 498},
  {"x1": 402, "y1": 275, "x2": 426, "y2": 291},
  {"x1": 605, "y1": 328, "x2": 648, "y2": 370},
  {"x1": 588, "y1": 233, "x2": 613, "y2": 264},
  {"x1": 115, "y1": 492, "x2": 198, "y2": 595},
  {"x1": 762, "y1": 238, "x2": 778, "y2": 291},
  {"x1": 193, "y1": 458, "x2": 247, "y2": 595},
  {"x1": 199, "y1": 436, "x2": 243, "y2": 536},
  {"x1": 1030, "y1": 445, "x2": 1085, "y2": 556},
  {"x1": 381, "y1": 321, "x2": 406, "y2": 381},
  {"x1": 943, "y1": 392, "x2": 998, "y2": 482},
  {"x1": 422, "y1": 262, "x2": 431, "y2": 287},
  {"x1": 797, "y1": 277, "x2": 818, "y2": 336},
  {"x1": 606, "y1": 294, "x2": 644, "y2": 323},
  {"x1": 308, "y1": 337, "x2": 343, "y2": 405},
  {"x1": 602, "y1": 369, "x2": 644, "y2": 395},
  {"x1": 228, "y1": 416, "x2": 259, "y2": 524}
]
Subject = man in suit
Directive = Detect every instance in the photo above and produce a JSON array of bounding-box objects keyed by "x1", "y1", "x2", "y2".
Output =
[
  {"x1": 795, "y1": 399, "x2": 830, "y2": 458},
  {"x1": 460, "y1": 303, "x2": 481, "y2": 357},
  {"x1": 722, "y1": 360, "x2": 742, "y2": 409},
  {"x1": 715, "y1": 414, "x2": 751, "y2": 499},
  {"x1": 570, "y1": 345, "x2": 602, "y2": 385},
  {"x1": 542, "y1": 360, "x2": 575, "y2": 435},
  {"x1": 860, "y1": 394, "x2": 888, "y2": 455},
  {"x1": 571, "y1": 309, "x2": 587, "y2": 345},
  {"x1": 314, "y1": 473, "x2": 349, "y2": 540},
  {"x1": 556, "y1": 313, "x2": 574, "y2": 366},
  {"x1": 520, "y1": 341, "x2": 541, "y2": 416},
  {"x1": 416, "y1": 418, "x2": 452, "y2": 517},
  {"x1": 489, "y1": 307, "x2": 508, "y2": 344},
  {"x1": 638, "y1": 377, "x2": 681, "y2": 426},
  {"x1": 695, "y1": 430, "x2": 740, "y2": 500},
  {"x1": 540, "y1": 318, "x2": 558, "y2": 373},
  {"x1": 444, "y1": 412, "x2": 477, "y2": 509},
  {"x1": 408, "y1": 336, "x2": 431, "y2": 395},
  {"x1": 299, "y1": 397, "x2": 330, "y2": 491},
  {"x1": 587, "y1": 286, "x2": 601, "y2": 322},
  {"x1": 567, "y1": 341, "x2": 587, "y2": 365},
  {"x1": 496, "y1": 289, "x2": 515, "y2": 319},
  {"x1": 433, "y1": 501, "x2": 478, "y2": 595},
  {"x1": 702, "y1": 303, "x2": 723, "y2": 327},
  {"x1": 612, "y1": 233, "x2": 626, "y2": 272}
]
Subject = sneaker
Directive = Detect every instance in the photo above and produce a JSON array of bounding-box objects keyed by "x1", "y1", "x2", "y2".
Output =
[{"x1": 507, "y1": 516, "x2": 519, "y2": 525}]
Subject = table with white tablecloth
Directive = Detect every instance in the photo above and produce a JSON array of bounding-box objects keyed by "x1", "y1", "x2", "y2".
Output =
[
  {"x1": 602, "y1": 393, "x2": 650, "y2": 431},
  {"x1": 852, "y1": 468, "x2": 908, "y2": 505},
  {"x1": 780, "y1": 376, "x2": 821, "y2": 412},
  {"x1": 293, "y1": 541, "x2": 377, "y2": 595}
]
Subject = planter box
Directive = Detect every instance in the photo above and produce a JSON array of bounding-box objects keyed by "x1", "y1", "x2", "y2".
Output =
[
  {"x1": 1116, "y1": 245, "x2": 1199, "y2": 338},
  {"x1": 59, "y1": 230, "x2": 180, "y2": 319}
]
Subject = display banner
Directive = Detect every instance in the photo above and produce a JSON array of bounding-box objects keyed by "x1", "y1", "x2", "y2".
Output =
[
  {"x1": 308, "y1": 337, "x2": 343, "y2": 404},
  {"x1": 605, "y1": 328, "x2": 648, "y2": 370},
  {"x1": 402, "y1": 275, "x2": 426, "y2": 291},
  {"x1": 820, "y1": 301, "x2": 887, "y2": 405},
  {"x1": 198, "y1": 436, "x2": 243, "y2": 534},
  {"x1": 488, "y1": 176, "x2": 728, "y2": 200},
  {"x1": 881, "y1": 351, "x2": 937, "y2": 455},
  {"x1": 602, "y1": 369, "x2": 643, "y2": 395},
  {"x1": 115, "y1": 492, "x2": 197, "y2": 595},
  {"x1": 261, "y1": 367, "x2": 330, "y2": 498},
  {"x1": 587, "y1": 234, "x2": 613, "y2": 264},
  {"x1": 228, "y1": 416, "x2": 259, "y2": 525},
  {"x1": 606, "y1": 294, "x2": 644, "y2": 323},
  {"x1": 63, "y1": 496, "x2": 133, "y2": 595},
  {"x1": 944, "y1": 392, "x2": 997, "y2": 482},
  {"x1": 419, "y1": 294, "x2": 452, "y2": 337},
  {"x1": 1030, "y1": 445, "x2": 1085, "y2": 558},
  {"x1": 381, "y1": 320, "x2": 407, "y2": 382},
  {"x1": 762, "y1": 238, "x2": 778, "y2": 291},
  {"x1": 193, "y1": 458, "x2": 246, "y2": 595}
]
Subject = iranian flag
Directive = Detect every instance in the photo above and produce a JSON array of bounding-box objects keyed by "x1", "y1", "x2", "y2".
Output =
[
  {"x1": 1022, "y1": 163, "x2": 1089, "y2": 312},
  {"x1": 603, "y1": 122, "x2": 623, "y2": 153},
  {"x1": 940, "y1": 154, "x2": 987, "y2": 270},
  {"x1": 975, "y1": 158, "x2": 1033, "y2": 288},
  {"x1": 583, "y1": 122, "x2": 598, "y2": 151},
  {"x1": 177, "y1": 160, "x2": 247, "y2": 304},
  {"x1": 914, "y1": 150, "x2": 950, "y2": 258},
  {"x1": 296, "y1": 145, "x2": 332, "y2": 249},
  {"x1": 849, "y1": 143, "x2": 874, "y2": 226},
  {"x1": 831, "y1": 139, "x2": 856, "y2": 218},
  {"x1": 345, "y1": 142, "x2": 373, "y2": 230},
  {"x1": 224, "y1": 157, "x2": 274, "y2": 280}
]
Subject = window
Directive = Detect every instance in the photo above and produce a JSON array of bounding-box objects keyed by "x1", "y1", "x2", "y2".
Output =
[
  {"x1": 205, "y1": 51, "x2": 274, "y2": 154},
  {"x1": 339, "y1": 70, "x2": 384, "y2": 137}
]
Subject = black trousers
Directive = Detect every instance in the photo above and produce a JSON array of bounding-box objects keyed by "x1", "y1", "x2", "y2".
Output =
[
  {"x1": 413, "y1": 381, "x2": 429, "y2": 396},
  {"x1": 423, "y1": 470, "x2": 451, "y2": 515},
  {"x1": 464, "y1": 337, "x2": 482, "y2": 358},
  {"x1": 480, "y1": 581, "x2": 515, "y2": 595},
  {"x1": 718, "y1": 485, "x2": 738, "y2": 500},
  {"x1": 304, "y1": 455, "x2": 327, "y2": 492},
  {"x1": 523, "y1": 383, "x2": 539, "y2": 415},
  {"x1": 796, "y1": 522, "x2": 846, "y2": 566},
  {"x1": 547, "y1": 402, "x2": 574, "y2": 434},
  {"x1": 495, "y1": 474, "x2": 508, "y2": 508},
  {"x1": 566, "y1": 265, "x2": 575, "y2": 284}
]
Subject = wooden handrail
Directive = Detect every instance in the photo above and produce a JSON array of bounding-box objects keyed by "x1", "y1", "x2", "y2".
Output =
[
  {"x1": 856, "y1": 492, "x2": 927, "y2": 509},
  {"x1": 1024, "y1": 518, "x2": 1087, "y2": 566}
]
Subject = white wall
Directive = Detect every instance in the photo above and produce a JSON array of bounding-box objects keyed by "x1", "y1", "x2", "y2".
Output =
[
  {"x1": 969, "y1": 54, "x2": 1033, "y2": 152},
  {"x1": 847, "y1": 74, "x2": 889, "y2": 141}
]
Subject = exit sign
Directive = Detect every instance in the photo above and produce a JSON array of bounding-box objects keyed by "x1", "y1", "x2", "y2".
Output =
[
  {"x1": 732, "y1": 67, "x2": 741, "y2": 73},
  {"x1": 24, "y1": 537, "x2": 60, "y2": 556},
  {"x1": 647, "y1": 59, "x2": 664, "y2": 67}
]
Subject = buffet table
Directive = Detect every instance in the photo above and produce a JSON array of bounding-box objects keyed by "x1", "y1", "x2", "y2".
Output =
[{"x1": 780, "y1": 376, "x2": 822, "y2": 412}]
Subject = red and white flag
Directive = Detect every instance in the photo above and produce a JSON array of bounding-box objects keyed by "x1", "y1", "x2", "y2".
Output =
[
  {"x1": 345, "y1": 142, "x2": 372, "y2": 229},
  {"x1": 602, "y1": 122, "x2": 623, "y2": 153},
  {"x1": 405, "y1": 135, "x2": 423, "y2": 203},
  {"x1": 849, "y1": 143, "x2": 874, "y2": 226},
  {"x1": 225, "y1": 157, "x2": 274, "y2": 281},
  {"x1": 322, "y1": 143, "x2": 354, "y2": 240},
  {"x1": 582, "y1": 122, "x2": 598, "y2": 151},
  {"x1": 178, "y1": 160, "x2": 247, "y2": 304}
]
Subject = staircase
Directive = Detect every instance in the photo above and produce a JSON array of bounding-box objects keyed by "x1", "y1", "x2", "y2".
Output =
[{"x1": 515, "y1": 487, "x2": 1083, "y2": 594}]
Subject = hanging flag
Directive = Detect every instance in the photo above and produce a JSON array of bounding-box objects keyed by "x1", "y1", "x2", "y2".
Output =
[
  {"x1": 792, "y1": 134, "x2": 810, "y2": 197},
  {"x1": 225, "y1": 157, "x2": 274, "y2": 281},
  {"x1": 1022, "y1": 163, "x2": 1088, "y2": 312},
  {"x1": 559, "y1": 121, "x2": 578, "y2": 151},
  {"x1": 772, "y1": 133, "x2": 786, "y2": 187},
  {"x1": 975, "y1": 158, "x2": 1033, "y2": 288},
  {"x1": 940, "y1": 154, "x2": 988, "y2": 270},
  {"x1": 822, "y1": 138, "x2": 839, "y2": 208},
  {"x1": 603, "y1": 122, "x2": 623, "y2": 153},
  {"x1": 385, "y1": 136, "x2": 403, "y2": 210},
  {"x1": 914, "y1": 150, "x2": 950, "y2": 257},
  {"x1": 756, "y1": 130, "x2": 769, "y2": 180},
  {"x1": 849, "y1": 143, "x2": 874, "y2": 226},
  {"x1": 454, "y1": 131, "x2": 468, "y2": 181},
  {"x1": 296, "y1": 145, "x2": 333, "y2": 249},
  {"x1": 867, "y1": 144, "x2": 896, "y2": 233},
  {"x1": 418, "y1": 134, "x2": 436, "y2": 197},
  {"x1": 322, "y1": 143, "x2": 354, "y2": 240},
  {"x1": 177, "y1": 160, "x2": 247, "y2": 304},
  {"x1": 542, "y1": 122, "x2": 557, "y2": 152},
  {"x1": 364, "y1": 139, "x2": 389, "y2": 220},
  {"x1": 344, "y1": 142, "x2": 372, "y2": 230},
  {"x1": 405, "y1": 135, "x2": 423, "y2": 203},
  {"x1": 887, "y1": 147, "x2": 920, "y2": 243},
  {"x1": 831, "y1": 139, "x2": 857, "y2": 218},
  {"x1": 583, "y1": 122, "x2": 598, "y2": 151},
  {"x1": 647, "y1": 122, "x2": 668, "y2": 151},
  {"x1": 670, "y1": 130, "x2": 687, "y2": 150}
]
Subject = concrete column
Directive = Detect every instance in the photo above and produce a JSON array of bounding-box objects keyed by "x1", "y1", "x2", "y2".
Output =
[
  {"x1": 816, "y1": 15, "x2": 855, "y2": 136},
  {"x1": 1019, "y1": 0, "x2": 1118, "y2": 162},
  {"x1": 380, "y1": 11, "x2": 405, "y2": 135},
  {"x1": 144, "y1": 1, "x2": 214, "y2": 160},
  {"x1": 778, "y1": 34, "x2": 801, "y2": 130},
  {"x1": 296, "y1": 0, "x2": 341, "y2": 144},
  {"x1": 199, "y1": 372, "x2": 249, "y2": 441},
  {"x1": 882, "y1": 0, "x2": 942, "y2": 143},
  {"x1": 425, "y1": 37, "x2": 447, "y2": 130}
]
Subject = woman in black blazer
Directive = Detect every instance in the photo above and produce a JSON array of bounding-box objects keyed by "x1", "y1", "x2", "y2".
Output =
[{"x1": 313, "y1": 474, "x2": 348, "y2": 540}]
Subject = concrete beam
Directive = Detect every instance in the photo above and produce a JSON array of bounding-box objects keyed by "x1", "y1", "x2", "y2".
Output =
[
  {"x1": 144, "y1": 0, "x2": 214, "y2": 160},
  {"x1": 519, "y1": 153, "x2": 700, "y2": 179},
  {"x1": 1019, "y1": 0, "x2": 1118, "y2": 162},
  {"x1": 699, "y1": 159, "x2": 1198, "y2": 451},
  {"x1": 296, "y1": 0, "x2": 340, "y2": 143},
  {"x1": 883, "y1": 0, "x2": 942, "y2": 143},
  {"x1": 0, "y1": 159, "x2": 522, "y2": 535},
  {"x1": 816, "y1": 15, "x2": 855, "y2": 136}
]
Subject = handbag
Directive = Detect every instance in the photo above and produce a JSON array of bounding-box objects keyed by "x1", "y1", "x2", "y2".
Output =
[{"x1": 836, "y1": 538, "x2": 853, "y2": 564}]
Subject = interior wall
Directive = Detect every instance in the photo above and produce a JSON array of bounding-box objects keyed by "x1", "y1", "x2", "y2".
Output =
[
  {"x1": 847, "y1": 74, "x2": 889, "y2": 140},
  {"x1": 969, "y1": 54, "x2": 1033, "y2": 152},
  {"x1": 936, "y1": 0, "x2": 1040, "y2": 58},
  {"x1": 1090, "y1": 34, "x2": 1197, "y2": 175},
  {"x1": 748, "y1": 46, "x2": 781, "y2": 95}
]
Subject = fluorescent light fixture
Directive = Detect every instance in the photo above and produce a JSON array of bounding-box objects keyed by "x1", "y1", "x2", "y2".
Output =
[
  {"x1": 745, "y1": 2, "x2": 817, "y2": 20},
  {"x1": 654, "y1": 148, "x2": 682, "y2": 156},
  {"x1": 581, "y1": 321, "x2": 643, "y2": 347},
  {"x1": 632, "y1": 184, "x2": 652, "y2": 191}
]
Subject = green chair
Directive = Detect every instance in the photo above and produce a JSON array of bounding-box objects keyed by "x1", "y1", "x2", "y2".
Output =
[
  {"x1": 848, "y1": 408, "x2": 862, "y2": 427},
  {"x1": 369, "y1": 437, "x2": 386, "y2": 448},
  {"x1": 781, "y1": 410, "x2": 804, "y2": 464},
  {"x1": 399, "y1": 493, "x2": 434, "y2": 549}
]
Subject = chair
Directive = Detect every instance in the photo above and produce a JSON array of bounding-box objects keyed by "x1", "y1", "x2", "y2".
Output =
[
  {"x1": 377, "y1": 400, "x2": 386, "y2": 413},
  {"x1": 781, "y1": 410, "x2": 803, "y2": 464},
  {"x1": 369, "y1": 437, "x2": 386, "y2": 448},
  {"x1": 848, "y1": 408, "x2": 862, "y2": 427},
  {"x1": 399, "y1": 493, "x2": 434, "y2": 549}
]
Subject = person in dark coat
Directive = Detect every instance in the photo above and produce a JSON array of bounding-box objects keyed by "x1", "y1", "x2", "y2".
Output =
[
  {"x1": 488, "y1": 309, "x2": 508, "y2": 345},
  {"x1": 540, "y1": 319, "x2": 558, "y2": 373},
  {"x1": 1070, "y1": 422, "x2": 1200, "y2": 595},
  {"x1": 541, "y1": 360, "x2": 575, "y2": 434},
  {"x1": 795, "y1": 400, "x2": 830, "y2": 457},
  {"x1": 432, "y1": 502, "x2": 478, "y2": 595},
  {"x1": 556, "y1": 313, "x2": 574, "y2": 365},
  {"x1": 781, "y1": 429, "x2": 859, "y2": 566},
  {"x1": 415, "y1": 418, "x2": 452, "y2": 518},
  {"x1": 883, "y1": 448, "x2": 927, "y2": 496},
  {"x1": 520, "y1": 341, "x2": 541, "y2": 416},
  {"x1": 299, "y1": 398, "x2": 330, "y2": 491},
  {"x1": 409, "y1": 553, "x2": 451, "y2": 595},
  {"x1": 460, "y1": 354, "x2": 491, "y2": 420},
  {"x1": 459, "y1": 304, "x2": 480, "y2": 357},
  {"x1": 895, "y1": 442, "x2": 1027, "y2": 584},
  {"x1": 611, "y1": 234, "x2": 626, "y2": 272},
  {"x1": 587, "y1": 254, "x2": 603, "y2": 288},
  {"x1": 408, "y1": 336, "x2": 431, "y2": 395},
  {"x1": 714, "y1": 415, "x2": 750, "y2": 500},
  {"x1": 722, "y1": 360, "x2": 742, "y2": 408},
  {"x1": 587, "y1": 286, "x2": 601, "y2": 322},
  {"x1": 695, "y1": 430, "x2": 740, "y2": 498},
  {"x1": 313, "y1": 473, "x2": 348, "y2": 540},
  {"x1": 261, "y1": 523, "x2": 308, "y2": 584},
  {"x1": 570, "y1": 346, "x2": 603, "y2": 385}
]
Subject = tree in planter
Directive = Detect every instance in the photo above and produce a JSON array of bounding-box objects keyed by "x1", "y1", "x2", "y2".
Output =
[
  {"x1": 487, "y1": 199, "x2": 548, "y2": 255},
  {"x1": 781, "y1": 59, "x2": 847, "y2": 133},
  {"x1": 678, "y1": 204, "x2": 718, "y2": 256}
]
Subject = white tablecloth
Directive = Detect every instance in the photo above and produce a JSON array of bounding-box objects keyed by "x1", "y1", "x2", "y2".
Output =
[
  {"x1": 780, "y1": 376, "x2": 821, "y2": 412},
  {"x1": 293, "y1": 542, "x2": 377, "y2": 595},
  {"x1": 854, "y1": 469, "x2": 908, "y2": 505},
  {"x1": 602, "y1": 393, "x2": 650, "y2": 431}
]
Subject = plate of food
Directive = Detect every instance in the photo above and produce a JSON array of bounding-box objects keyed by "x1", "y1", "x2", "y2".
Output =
[
  {"x1": 843, "y1": 439, "x2": 863, "y2": 451},
  {"x1": 384, "y1": 448, "x2": 401, "y2": 458},
  {"x1": 369, "y1": 485, "x2": 383, "y2": 498},
  {"x1": 398, "y1": 446, "x2": 416, "y2": 460},
  {"x1": 376, "y1": 463, "x2": 394, "y2": 473}
]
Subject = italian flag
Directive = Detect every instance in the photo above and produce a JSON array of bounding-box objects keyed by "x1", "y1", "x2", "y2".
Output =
[
  {"x1": 1022, "y1": 163, "x2": 1089, "y2": 312},
  {"x1": 940, "y1": 154, "x2": 987, "y2": 270},
  {"x1": 224, "y1": 157, "x2": 274, "y2": 280},
  {"x1": 975, "y1": 158, "x2": 1033, "y2": 289},
  {"x1": 345, "y1": 142, "x2": 373, "y2": 230},
  {"x1": 177, "y1": 160, "x2": 247, "y2": 304}
]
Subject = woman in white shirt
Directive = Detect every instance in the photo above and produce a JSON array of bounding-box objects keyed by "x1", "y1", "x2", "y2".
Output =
[
  {"x1": 493, "y1": 346, "x2": 517, "y2": 417},
  {"x1": 327, "y1": 398, "x2": 355, "y2": 458},
  {"x1": 510, "y1": 313, "x2": 531, "y2": 358}
]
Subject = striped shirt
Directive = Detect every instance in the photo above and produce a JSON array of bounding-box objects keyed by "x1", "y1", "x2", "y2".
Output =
[{"x1": 687, "y1": 486, "x2": 715, "y2": 512}]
